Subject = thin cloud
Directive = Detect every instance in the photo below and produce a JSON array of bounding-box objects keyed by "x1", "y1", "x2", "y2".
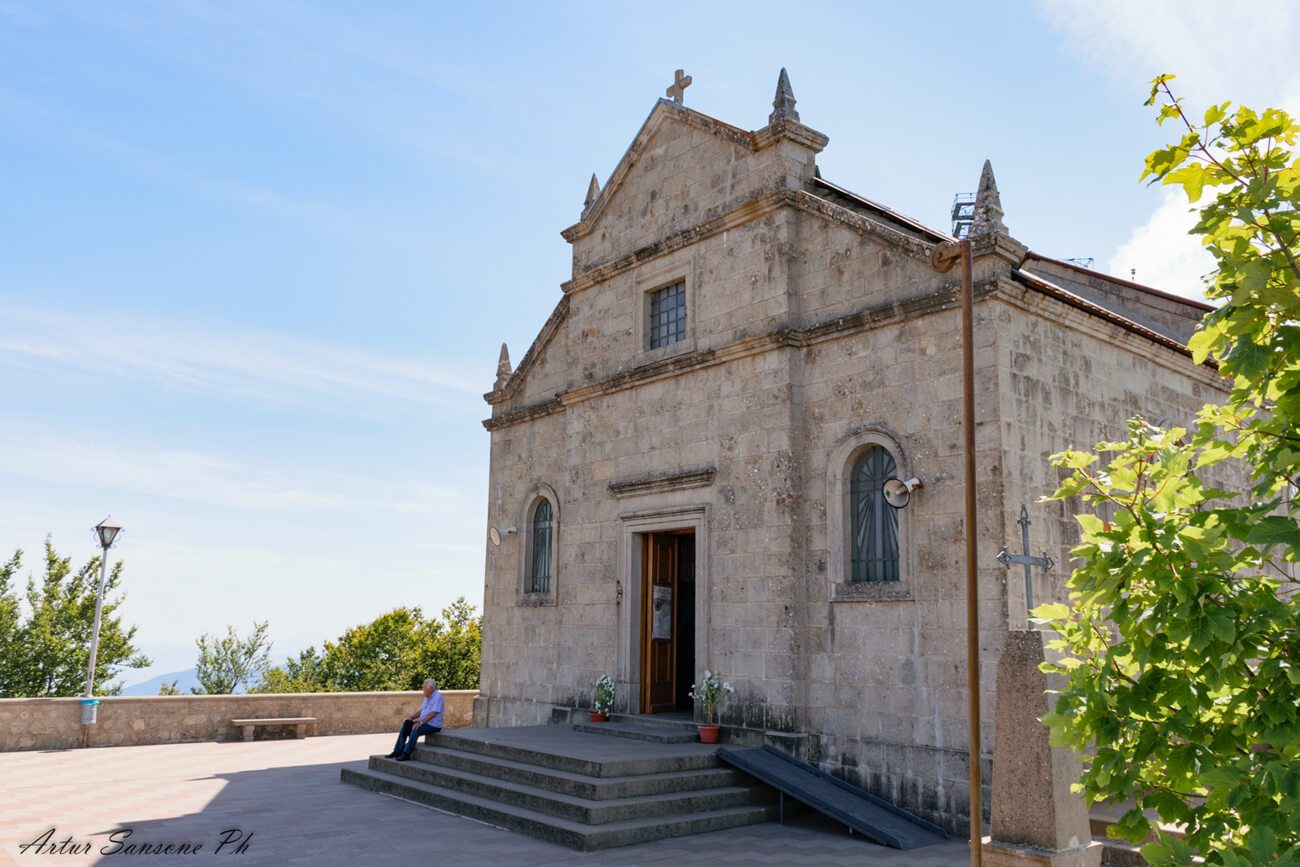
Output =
[
  {"x1": 1107, "y1": 188, "x2": 1215, "y2": 301},
  {"x1": 0, "y1": 304, "x2": 483, "y2": 411},
  {"x1": 0, "y1": 435, "x2": 465, "y2": 514},
  {"x1": 1040, "y1": 0, "x2": 1300, "y2": 106},
  {"x1": 1042, "y1": 0, "x2": 1300, "y2": 301}
]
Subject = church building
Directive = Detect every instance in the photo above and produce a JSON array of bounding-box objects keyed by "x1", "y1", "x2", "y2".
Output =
[{"x1": 474, "y1": 70, "x2": 1222, "y2": 832}]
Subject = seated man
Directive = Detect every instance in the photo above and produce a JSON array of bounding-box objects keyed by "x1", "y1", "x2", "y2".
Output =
[{"x1": 386, "y1": 677, "x2": 444, "y2": 761}]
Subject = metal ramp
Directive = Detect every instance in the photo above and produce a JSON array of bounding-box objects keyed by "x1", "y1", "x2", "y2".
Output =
[{"x1": 717, "y1": 745, "x2": 948, "y2": 850}]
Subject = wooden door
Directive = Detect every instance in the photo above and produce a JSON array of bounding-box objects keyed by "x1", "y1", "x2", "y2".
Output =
[{"x1": 640, "y1": 533, "x2": 678, "y2": 713}]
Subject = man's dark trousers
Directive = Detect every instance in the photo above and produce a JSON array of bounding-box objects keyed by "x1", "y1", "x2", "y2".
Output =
[{"x1": 394, "y1": 719, "x2": 441, "y2": 756}]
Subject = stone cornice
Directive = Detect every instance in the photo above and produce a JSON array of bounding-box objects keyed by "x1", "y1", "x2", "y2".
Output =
[
  {"x1": 752, "y1": 118, "x2": 829, "y2": 153},
  {"x1": 480, "y1": 272, "x2": 1221, "y2": 432},
  {"x1": 561, "y1": 187, "x2": 935, "y2": 297},
  {"x1": 483, "y1": 396, "x2": 564, "y2": 431},
  {"x1": 482, "y1": 284, "x2": 965, "y2": 431},
  {"x1": 484, "y1": 295, "x2": 570, "y2": 406},
  {"x1": 1008, "y1": 271, "x2": 1226, "y2": 391},
  {"x1": 608, "y1": 467, "x2": 716, "y2": 498}
]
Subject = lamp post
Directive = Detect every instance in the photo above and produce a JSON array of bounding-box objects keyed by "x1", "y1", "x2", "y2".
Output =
[
  {"x1": 81, "y1": 516, "x2": 122, "y2": 726},
  {"x1": 931, "y1": 238, "x2": 982, "y2": 865}
]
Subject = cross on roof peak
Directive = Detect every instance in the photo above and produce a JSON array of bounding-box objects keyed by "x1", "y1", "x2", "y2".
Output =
[{"x1": 666, "y1": 69, "x2": 692, "y2": 104}]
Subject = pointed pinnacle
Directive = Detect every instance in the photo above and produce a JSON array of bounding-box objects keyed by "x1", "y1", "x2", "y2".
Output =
[
  {"x1": 769, "y1": 67, "x2": 799, "y2": 125},
  {"x1": 584, "y1": 173, "x2": 600, "y2": 210},
  {"x1": 970, "y1": 158, "x2": 1007, "y2": 237},
  {"x1": 495, "y1": 342, "x2": 512, "y2": 389}
]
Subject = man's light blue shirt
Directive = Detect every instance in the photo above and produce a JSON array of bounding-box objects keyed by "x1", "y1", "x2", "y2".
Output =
[{"x1": 419, "y1": 691, "x2": 444, "y2": 727}]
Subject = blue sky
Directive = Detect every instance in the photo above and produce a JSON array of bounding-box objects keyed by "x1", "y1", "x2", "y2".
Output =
[{"x1": 1, "y1": 0, "x2": 1296, "y2": 685}]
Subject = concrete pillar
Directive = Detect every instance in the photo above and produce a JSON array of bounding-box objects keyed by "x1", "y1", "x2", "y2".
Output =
[{"x1": 983, "y1": 629, "x2": 1102, "y2": 867}]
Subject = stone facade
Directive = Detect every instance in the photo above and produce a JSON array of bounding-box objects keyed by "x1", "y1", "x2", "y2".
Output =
[
  {"x1": 475, "y1": 73, "x2": 1223, "y2": 834},
  {"x1": 0, "y1": 690, "x2": 477, "y2": 751}
]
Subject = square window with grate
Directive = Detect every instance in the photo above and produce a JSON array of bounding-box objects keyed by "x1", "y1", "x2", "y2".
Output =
[{"x1": 648, "y1": 282, "x2": 686, "y2": 349}]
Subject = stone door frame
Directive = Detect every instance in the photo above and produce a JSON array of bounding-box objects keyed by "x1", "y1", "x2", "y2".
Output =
[{"x1": 616, "y1": 504, "x2": 709, "y2": 717}]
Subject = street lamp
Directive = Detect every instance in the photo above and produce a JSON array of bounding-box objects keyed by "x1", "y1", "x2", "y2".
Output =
[{"x1": 81, "y1": 516, "x2": 123, "y2": 726}]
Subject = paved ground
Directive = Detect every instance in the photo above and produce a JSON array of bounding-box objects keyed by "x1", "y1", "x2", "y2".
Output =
[{"x1": 0, "y1": 733, "x2": 971, "y2": 866}]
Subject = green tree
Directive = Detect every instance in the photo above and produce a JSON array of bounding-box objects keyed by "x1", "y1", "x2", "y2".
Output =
[
  {"x1": 256, "y1": 647, "x2": 329, "y2": 694},
  {"x1": 255, "y1": 598, "x2": 482, "y2": 693},
  {"x1": 1036, "y1": 76, "x2": 1300, "y2": 865},
  {"x1": 158, "y1": 680, "x2": 181, "y2": 696},
  {"x1": 193, "y1": 621, "x2": 272, "y2": 694},
  {"x1": 413, "y1": 598, "x2": 482, "y2": 691},
  {"x1": 315, "y1": 607, "x2": 424, "y2": 691},
  {"x1": 0, "y1": 540, "x2": 150, "y2": 697}
]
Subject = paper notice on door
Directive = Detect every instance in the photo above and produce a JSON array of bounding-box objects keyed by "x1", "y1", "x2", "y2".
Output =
[{"x1": 652, "y1": 585, "x2": 672, "y2": 640}]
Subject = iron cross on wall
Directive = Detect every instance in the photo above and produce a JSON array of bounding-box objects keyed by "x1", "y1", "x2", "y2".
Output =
[{"x1": 996, "y1": 505, "x2": 1054, "y2": 612}]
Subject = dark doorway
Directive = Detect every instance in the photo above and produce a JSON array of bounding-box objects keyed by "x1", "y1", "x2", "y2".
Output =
[
  {"x1": 639, "y1": 530, "x2": 696, "y2": 713},
  {"x1": 674, "y1": 535, "x2": 696, "y2": 712}
]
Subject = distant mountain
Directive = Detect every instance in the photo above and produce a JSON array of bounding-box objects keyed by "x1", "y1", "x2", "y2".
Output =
[{"x1": 119, "y1": 667, "x2": 201, "y2": 696}]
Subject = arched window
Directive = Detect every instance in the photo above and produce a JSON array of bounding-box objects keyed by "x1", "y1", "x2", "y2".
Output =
[
  {"x1": 850, "y1": 445, "x2": 899, "y2": 582},
  {"x1": 529, "y1": 499, "x2": 553, "y2": 594}
]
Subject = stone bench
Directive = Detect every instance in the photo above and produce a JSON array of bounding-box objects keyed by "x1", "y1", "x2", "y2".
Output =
[{"x1": 231, "y1": 717, "x2": 316, "y2": 741}]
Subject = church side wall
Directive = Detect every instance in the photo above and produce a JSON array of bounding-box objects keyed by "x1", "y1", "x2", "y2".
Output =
[
  {"x1": 792, "y1": 301, "x2": 1006, "y2": 833},
  {"x1": 480, "y1": 406, "x2": 571, "y2": 723},
  {"x1": 987, "y1": 290, "x2": 1229, "y2": 624}
]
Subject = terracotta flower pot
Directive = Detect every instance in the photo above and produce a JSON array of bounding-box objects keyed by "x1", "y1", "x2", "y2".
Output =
[
  {"x1": 698, "y1": 724, "x2": 720, "y2": 744},
  {"x1": 589, "y1": 711, "x2": 609, "y2": 722}
]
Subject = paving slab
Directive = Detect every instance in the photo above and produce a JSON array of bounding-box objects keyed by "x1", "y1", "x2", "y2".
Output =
[{"x1": 0, "y1": 733, "x2": 971, "y2": 866}]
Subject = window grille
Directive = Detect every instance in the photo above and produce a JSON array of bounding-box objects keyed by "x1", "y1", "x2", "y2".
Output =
[
  {"x1": 529, "y1": 499, "x2": 552, "y2": 593},
  {"x1": 648, "y1": 282, "x2": 686, "y2": 349},
  {"x1": 850, "y1": 446, "x2": 900, "y2": 582}
]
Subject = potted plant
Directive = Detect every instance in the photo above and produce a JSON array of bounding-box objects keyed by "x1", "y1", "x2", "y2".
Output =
[
  {"x1": 590, "y1": 674, "x2": 615, "y2": 722},
  {"x1": 689, "y1": 670, "x2": 733, "y2": 743}
]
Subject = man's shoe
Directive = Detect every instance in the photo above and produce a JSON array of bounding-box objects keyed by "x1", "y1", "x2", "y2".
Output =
[
  {"x1": 383, "y1": 751, "x2": 400, "y2": 759},
  {"x1": 395, "y1": 752, "x2": 412, "y2": 762}
]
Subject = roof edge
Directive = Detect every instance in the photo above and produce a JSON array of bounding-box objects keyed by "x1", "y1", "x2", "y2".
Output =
[{"x1": 1024, "y1": 252, "x2": 1215, "y2": 312}]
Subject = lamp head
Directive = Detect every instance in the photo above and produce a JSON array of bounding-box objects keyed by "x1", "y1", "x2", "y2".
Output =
[{"x1": 94, "y1": 516, "x2": 123, "y2": 549}]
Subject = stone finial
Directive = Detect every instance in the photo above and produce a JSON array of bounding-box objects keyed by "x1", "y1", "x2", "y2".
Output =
[
  {"x1": 494, "y1": 342, "x2": 512, "y2": 390},
  {"x1": 769, "y1": 67, "x2": 799, "y2": 125},
  {"x1": 583, "y1": 173, "x2": 600, "y2": 211},
  {"x1": 666, "y1": 69, "x2": 692, "y2": 104},
  {"x1": 970, "y1": 159, "x2": 1007, "y2": 237}
]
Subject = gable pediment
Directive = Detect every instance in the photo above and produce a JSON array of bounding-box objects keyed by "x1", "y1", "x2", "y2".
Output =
[
  {"x1": 561, "y1": 100, "x2": 828, "y2": 276},
  {"x1": 562, "y1": 100, "x2": 755, "y2": 243}
]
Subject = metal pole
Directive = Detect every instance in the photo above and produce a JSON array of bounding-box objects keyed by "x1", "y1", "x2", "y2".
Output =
[
  {"x1": 960, "y1": 238, "x2": 982, "y2": 865},
  {"x1": 83, "y1": 546, "x2": 109, "y2": 699}
]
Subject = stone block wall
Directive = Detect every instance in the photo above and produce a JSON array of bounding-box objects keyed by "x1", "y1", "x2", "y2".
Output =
[{"x1": 0, "y1": 690, "x2": 477, "y2": 752}]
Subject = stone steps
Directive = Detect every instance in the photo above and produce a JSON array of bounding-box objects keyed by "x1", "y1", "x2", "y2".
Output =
[
  {"x1": 414, "y1": 743, "x2": 746, "y2": 800},
  {"x1": 342, "y1": 766, "x2": 774, "y2": 851},
  {"x1": 572, "y1": 720, "x2": 700, "y2": 744},
  {"x1": 608, "y1": 712, "x2": 700, "y2": 733},
  {"x1": 429, "y1": 728, "x2": 718, "y2": 777},
  {"x1": 366, "y1": 755, "x2": 763, "y2": 824},
  {"x1": 340, "y1": 725, "x2": 776, "y2": 851}
]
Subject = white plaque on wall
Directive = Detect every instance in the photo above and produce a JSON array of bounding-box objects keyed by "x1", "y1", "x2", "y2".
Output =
[{"x1": 652, "y1": 585, "x2": 672, "y2": 640}]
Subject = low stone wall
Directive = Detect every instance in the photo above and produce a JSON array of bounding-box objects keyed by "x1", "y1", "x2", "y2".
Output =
[{"x1": 0, "y1": 690, "x2": 478, "y2": 751}]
